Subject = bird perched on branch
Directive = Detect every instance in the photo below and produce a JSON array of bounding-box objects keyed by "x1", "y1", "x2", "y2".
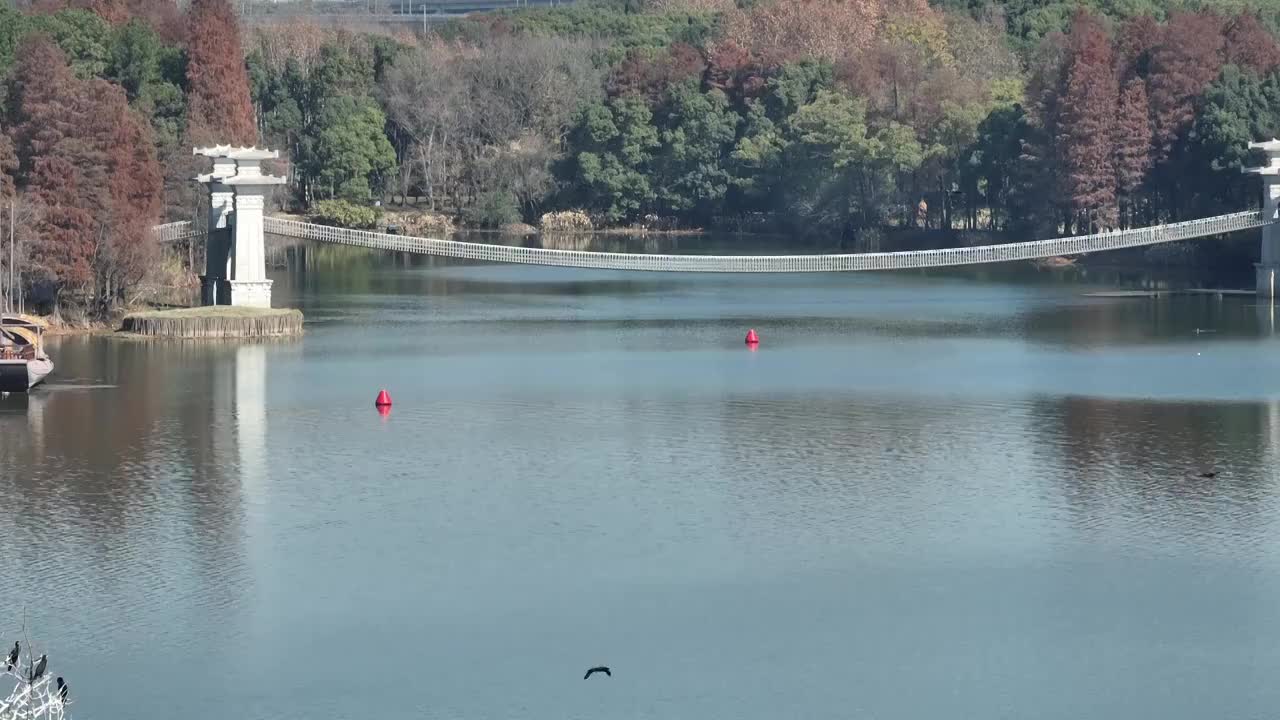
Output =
[
  {"x1": 56, "y1": 677, "x2": 68, "y2": 703},
  {"x1": 5, "y1": 642, "x2": 16, "y2": 671},
  {"x1": 30, "y1": 654, "x2": 46, "y2": 683},
  {"x1": 583, "y1": 666, "x2": 611, "y2": 679}
]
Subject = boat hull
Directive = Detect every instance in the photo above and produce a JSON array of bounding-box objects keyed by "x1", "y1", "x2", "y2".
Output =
[{"x1": 0, "y1": 358, "x2": 53, "y2": 392}]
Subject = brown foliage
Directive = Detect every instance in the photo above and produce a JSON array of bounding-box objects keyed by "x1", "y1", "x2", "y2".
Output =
[
  {"x1": 9, "y1": 37, "x2": 162, "y2": 306},
  {"x1": 1224, "y1": 13, "x2": 1280, "y2": 75},
  {"x1": 185, "y1": 0, "x2": 257, "y2": 146},
  {"x1": 705, "y1": 40, "x2": 772, "y2": 103},
  {"x1": 647, "y1": 0, "x2": 733, "y2": 12},
  {"x1": 1114, "y1": 15, "x2": 1160, "y2": 80},
  {"x1": 1147, "y1": 12, "x2": 1225, "y2": 164},
  {"x1": 1056, "y1": 11, "x2": 1117, "y2": 229},
  {"x1": 720, "y1": 0, "x2": 886, "y2": 68},
  {"x1": 103, "y1": 93, "x2": 164, "y2": 298},
  {"x1": 608, "y1": 43, "x2": 707, "y2": 104},
  {"x1": 1112, "y1": 77, "x2": 1151, "y2": 220},
  {"x1": 28, "y1": 156, "x2": 96, "y2": 293}
]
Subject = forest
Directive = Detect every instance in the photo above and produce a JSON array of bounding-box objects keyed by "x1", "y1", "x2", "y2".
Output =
[{"x1": 4, "y1": 0, "x2": 1280, "y2": 316}]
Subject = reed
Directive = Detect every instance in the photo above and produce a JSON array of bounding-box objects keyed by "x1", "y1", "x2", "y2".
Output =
[{"x1": 119, "y1": 307, "x2": 304, "y2": 338}]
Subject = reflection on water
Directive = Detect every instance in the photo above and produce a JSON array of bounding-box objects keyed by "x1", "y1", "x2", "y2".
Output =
[{"x1": 4, "y1": 245, "x2": 1280, "y2": 719}]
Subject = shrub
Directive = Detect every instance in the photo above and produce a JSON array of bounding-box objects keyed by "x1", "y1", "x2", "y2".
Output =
[
  {"x1": 539, "y1": 210, "x2": 594, "y2": 233},
  {"x1": 464, "y1": 191, "x2": 521, "y2": 228},
  {"x1": 311, "y1": 200, "x2": 383, "y2": 230}
]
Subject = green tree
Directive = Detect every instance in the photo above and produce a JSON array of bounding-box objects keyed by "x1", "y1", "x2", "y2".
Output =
[
  {"x1": 21, "y1": 10, "x2": 113, "y2": 78},
  {"x1": 652, "y1": 82, "x2": 739, "y2": 220},
  {"x1": 1183, "y1": 64, "x2": 1280, "y2": 214},
  {"x1": 310, "y1": 96, "x2": 398, "y2": 202},
  {"x1": 563, "y1": 96, "x2": 660, "y2": 222}
]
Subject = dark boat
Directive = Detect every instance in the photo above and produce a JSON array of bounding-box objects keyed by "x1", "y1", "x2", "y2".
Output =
[{"x1": 0, "y1": 314, "x2": 53, "y2": 392}]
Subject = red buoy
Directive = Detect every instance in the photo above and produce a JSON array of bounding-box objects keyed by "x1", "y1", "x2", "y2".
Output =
[
  {"x1": 745, "y1": 329, "x2": 759, "y2": 345},
  {"x1": 375, "y1": 389, "x2": 392, "y2": 407}
]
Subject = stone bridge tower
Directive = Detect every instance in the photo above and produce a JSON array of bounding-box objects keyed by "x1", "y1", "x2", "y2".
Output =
[
  {"x1": 195, "y1": 146, "x2": 286, "y2": 308},
  {"x1": 1244, "y1": 139, "x2": 1280, "y2": 299}
]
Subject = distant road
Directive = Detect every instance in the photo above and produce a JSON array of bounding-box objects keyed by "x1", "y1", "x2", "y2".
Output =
[{"x1": 242, "y1": 0, "x2": 572, "y2": 24}]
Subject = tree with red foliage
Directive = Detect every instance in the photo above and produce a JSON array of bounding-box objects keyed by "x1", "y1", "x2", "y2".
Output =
[
  {"x1": 1056, "y1": 10, "x2": 1118, "y2": 231},
  {"x1": 1114, "y1": 15, "x2": 1160, "y2": 81},
  {"x1": 185, "y1": 0, "x2": 257, "y2": 146},
  {"x1": 706, "y1": 40, "x2": 773, "y2": 107},
  {"x1": 9, "y1": 36, "x2": 162, "y2": 310},
  {"x1": 1147, "y1": 13, "x2": 1226, "y2": 165},
  {"x1": 99, "y1": 89, "x2": 164, "y2": 308},
  {"x1": 1112, "y1": 78, "x2": 1152, "y2": 227},
  {"x1": 1224, "y1": 13, "x2": 1280, "y2": 76},
  {"x1": 608, "y1": 43, "x2": 707, "y2": 106}
]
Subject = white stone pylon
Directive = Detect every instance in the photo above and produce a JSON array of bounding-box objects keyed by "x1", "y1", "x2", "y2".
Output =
[{"x1": 194, "y1": 146, "x2": 287, "y2": 308}]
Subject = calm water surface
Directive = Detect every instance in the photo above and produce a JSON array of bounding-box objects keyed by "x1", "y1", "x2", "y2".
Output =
[{"x1": 4, "y1": 244, "x2": 1280, "y2": 720}]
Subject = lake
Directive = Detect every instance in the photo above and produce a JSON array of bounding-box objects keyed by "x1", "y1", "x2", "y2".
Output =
[{"x1": 3, "y1": 243, "x2": 1280, "y2": 720}]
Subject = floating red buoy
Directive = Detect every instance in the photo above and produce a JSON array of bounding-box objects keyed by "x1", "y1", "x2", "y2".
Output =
[
  {"x1": 375, "y1": 389, "x2": 392, "y2": 407},
  {"x1": 745, "y1": 329, "x2": 759, "y2": 345}
]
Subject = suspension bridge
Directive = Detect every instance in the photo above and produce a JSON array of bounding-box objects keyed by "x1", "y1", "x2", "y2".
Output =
[{"x1": 167, "y1": 141, "x2": 1280, "y2": 308}]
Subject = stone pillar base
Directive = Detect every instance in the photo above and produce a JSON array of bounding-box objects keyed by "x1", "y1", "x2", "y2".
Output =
[
  {"x1": 199, "y1": 276, "x2": 218, "y2": 306},
  {"x1": 1258, "y1": 263, "x2": 1280, "y2": 299},
  {"x1": 227, "y1": 279, "x2": 273, "y2": 308}
]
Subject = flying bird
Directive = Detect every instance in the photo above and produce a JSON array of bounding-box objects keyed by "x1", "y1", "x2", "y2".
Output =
[
  {"x1": 30, "y1": 654, "x2": 46, "y2": 683},
  {"x1": 6, "y1": 642, "x2": 16, "y2": 671},
  {"x1": 583, "y1": 666, "x2": 611, "y2": 680}
]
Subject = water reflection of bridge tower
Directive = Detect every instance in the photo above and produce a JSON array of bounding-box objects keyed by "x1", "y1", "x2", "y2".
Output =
[{"x1": 235, "y1": 344, "x2": 268, "y2": 512}]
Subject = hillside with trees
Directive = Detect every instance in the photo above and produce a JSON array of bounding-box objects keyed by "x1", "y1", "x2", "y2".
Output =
[{"x1": 4, "y1": 0, "x2": 1280, "y2": 317}]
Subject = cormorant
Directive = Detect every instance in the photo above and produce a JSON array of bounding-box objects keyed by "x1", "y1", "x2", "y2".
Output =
[
  {"x1": 30, "y1": 654, "x2": 46, "y2": 683},
  {"x1": 1199, "y1": 471, "x2": 1218, "y2": 478},
  {"x1": 583, "y1": 666, "x2": 611, "y2": 679},
  {"x1": 5, "y1": 642, "x2": 16, "y2": 671},
  {"x1": 55, "y1": 677, "x2": 68, "y2": 703}
]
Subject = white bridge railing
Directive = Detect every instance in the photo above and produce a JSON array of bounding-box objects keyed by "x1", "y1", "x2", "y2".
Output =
[
  {"x1": 156, "y1": 210, "x2": 1269, "y2": 273},
  {"x1": 152, "y1": 221, "x2": 203, "y2": 244}
]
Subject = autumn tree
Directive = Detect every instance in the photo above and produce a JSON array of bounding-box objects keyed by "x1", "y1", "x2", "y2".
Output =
[
  {"x1": 98, "y1": 85, "x2": 163, "y2": 309},
  {"x1": 1224, "y1": 13, "x2": 1280, "y2": 77},
  {"x1": 608, "y1": 43, "x2": 707, "y2": 106},
  {"x1": 720, "y1": 0, "x2": 888, "y2": 69},
  {"x1": 1056, "y1": 11, "x2": 1117, "y2": 231},
  {"x1": 185, "y1": 0, "x2": 256, "y2": 146},
  {"x1": 1114, "y1": 15, "x2": 1160, "y2": 81},
  {"x1": 1147, "y1": 13, "x2": 1226, "y2": 166},
  {"x1": 1112, "y1": 78, "x2": 1152, "y2": 227},
  {"x1": 10, "y1": 35, "x2": 161, "y2": 311}
]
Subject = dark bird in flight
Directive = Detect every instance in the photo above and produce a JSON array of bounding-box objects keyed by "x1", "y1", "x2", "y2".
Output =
[
  {"x1": 56, "y1": 677, "x2": 68, "y2": 703},
  {"x1": 1199, "y1": 471, "x2": 1218, "y2": 478},
  {"x1": 30, "y1": 654, "x2": 47, "y2": 683},
  {"x1": 583, "y1": 666, "x2": 611, "y2": 680},
  {"x1": 6, "y1": 642, "x2": 16, "y2": 671}
]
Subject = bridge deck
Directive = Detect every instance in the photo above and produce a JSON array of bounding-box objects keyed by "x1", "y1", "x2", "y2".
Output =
[{"x1": 152, "y1": 210, "x2": 1268, "y2": 273}]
